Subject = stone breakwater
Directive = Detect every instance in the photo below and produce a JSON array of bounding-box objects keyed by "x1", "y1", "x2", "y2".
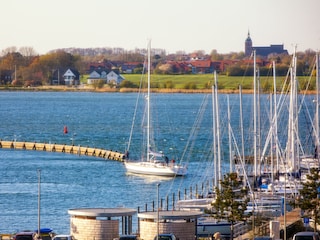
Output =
[{"x1": 0, "y1": 140, "x2": 125, "y2": 161}]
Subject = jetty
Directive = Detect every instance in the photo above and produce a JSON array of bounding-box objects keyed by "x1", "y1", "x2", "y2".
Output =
[{"x1": 0, "y1": 140, "x2": 125, "y2": 162}]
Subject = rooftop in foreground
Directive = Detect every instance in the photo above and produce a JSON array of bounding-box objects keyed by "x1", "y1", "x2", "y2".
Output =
[
  {"x1": 138, "y1": 210, "x2": 202, "y2": 220},
  {"x1": 68, "y1": 208, "x2": 137, "y2": 217}
]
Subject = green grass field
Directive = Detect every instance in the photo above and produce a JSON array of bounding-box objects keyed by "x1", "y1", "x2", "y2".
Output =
[
  {"x1": 120, "y1": 74, "x2": 296, "y2": 90},
  {"x1": 80, "y1": 73, "x2": 315, "y2": 92}
]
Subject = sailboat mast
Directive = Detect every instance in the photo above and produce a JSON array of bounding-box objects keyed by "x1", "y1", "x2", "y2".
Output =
[
  {"x1": 239, "y1": 85, "x2": 245, "y2": 167},
  {"x1": 269, "y1": 92, "x2": 273, "y2": 181},
  {"x1": 212, "y1": 82, "x2": 217, "y2": 188},
  {"x1": 288, "y1": 47, "x2": 298, "y2": 171},
  {"x1": 227, "y1": 95, "x2": 232, "y2": 172},
  {"x1": 214, "y1": 71, "x2": 222, "y2": 188},
  {"x1": 147, "y1": 40, "x2": 151, "y2": 162},
  {"x1": 253, "y1": 50, "x2": 257, "y2": 178},
  {"x1": 257, "y1": 68, "x2": 261, "y2": 176},
  {"x1": 316, "y1": 53, "x2": 320, "y2": 158},
  {"x1": 272, "y1": 60, "x2": 278, "y2": 182}
]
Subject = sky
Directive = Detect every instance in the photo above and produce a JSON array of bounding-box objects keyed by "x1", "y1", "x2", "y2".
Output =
[{"x1": 0, "y1": 0, "x2": 319, "y2": 55}]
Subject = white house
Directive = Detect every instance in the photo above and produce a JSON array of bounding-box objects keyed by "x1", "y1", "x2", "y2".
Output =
[
  {"x1": 106, "y1": 70, "x2": 125, "y2": 85},
  {"x1": 87, "y1": 70, "x2": 124, "y2": 85},
  {"x1": 87, "y1": 70, "x2": 108, "y2": 84},
  {"x1": 63, "y1": 69, "x2": 80, "y2": 85}
]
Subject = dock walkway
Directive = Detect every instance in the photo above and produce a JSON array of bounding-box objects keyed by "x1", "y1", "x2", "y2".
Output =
[
  {"x1": 0, "y1": 140, "x2": 124, "y2": 162},
  {"x1": 239, "y1": 208, "x2": 302, "y2": 240}
]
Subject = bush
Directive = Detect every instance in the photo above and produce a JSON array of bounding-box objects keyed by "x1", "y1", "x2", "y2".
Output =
[
  {"x1": 183, "y1": 82, "x2": 197, "y2": 89},
  {"x1": 119, "y1": 80, "x2": 138, "y2": 88},
  {"x1": 164, "y1": 80, "x2": 174, "y2": 89},
  {"x1": 92, "y1": 80, "x2": 105, "y2": 89},
  {"x1": 11, "y1": 79, "x2": 23, "y2": 86}
]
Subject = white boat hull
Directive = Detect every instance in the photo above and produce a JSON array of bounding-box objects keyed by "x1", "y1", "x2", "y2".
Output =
[
  {"x1": 176, "y1": 198, "x2": 214, "y2": 211},
  {"x1": 124, "y1": 161, "x2": 187, "y2": 177}
]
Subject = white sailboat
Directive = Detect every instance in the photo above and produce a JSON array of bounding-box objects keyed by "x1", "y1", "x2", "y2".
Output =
[{"x1": 123, "y1": 40, "x2": 187, "y2": 177}]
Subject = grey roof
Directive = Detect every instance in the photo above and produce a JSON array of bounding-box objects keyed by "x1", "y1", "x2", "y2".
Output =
[
  {"x1": 68, "y1": 208, "x2": 137, "y2": 217},
  {"x1": 138, "y1": 210, "x2": 202, "y2": 220}
]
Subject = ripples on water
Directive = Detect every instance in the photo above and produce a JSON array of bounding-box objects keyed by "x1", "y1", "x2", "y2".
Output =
[{"x1": 0, "y1": 92, "x2": 317, "y2": 233}]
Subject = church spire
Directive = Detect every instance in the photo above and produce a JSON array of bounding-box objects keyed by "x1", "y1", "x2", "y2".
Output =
[{"x1": 245, "y1": 30, "x2": 253, "y2": 57}]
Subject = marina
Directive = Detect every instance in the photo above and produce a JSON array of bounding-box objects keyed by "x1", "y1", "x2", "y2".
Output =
[
  {"x1": 0, "y1": 85, "x2": 319, "y2": 237},
  {"x1": 0, "y1": 0, "x2": 318, "y2": 238}
]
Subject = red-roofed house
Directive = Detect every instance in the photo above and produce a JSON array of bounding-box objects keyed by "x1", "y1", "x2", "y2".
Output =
[{"x1": 190, "y1": 60, "x2": 214, "y2": 74}]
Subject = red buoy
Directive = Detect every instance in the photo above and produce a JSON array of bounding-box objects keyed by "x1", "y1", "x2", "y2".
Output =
[{"x1": 63, "y1": 126, "x2": 68, "y2": 134}]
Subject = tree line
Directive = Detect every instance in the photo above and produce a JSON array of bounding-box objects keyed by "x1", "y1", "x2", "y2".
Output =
[{"x1": 0, "y1": 46, "x2": 318, "y2": 87}]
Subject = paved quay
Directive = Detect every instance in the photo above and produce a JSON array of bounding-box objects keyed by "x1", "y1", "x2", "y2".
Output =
[{"x1": 239, "y1": 208, "x2": 302, "y2": 240}]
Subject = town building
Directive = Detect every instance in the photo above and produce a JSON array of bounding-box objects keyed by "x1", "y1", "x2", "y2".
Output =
[{"x1": 245, "y1": 31, "x2": 288, "y2": 58}]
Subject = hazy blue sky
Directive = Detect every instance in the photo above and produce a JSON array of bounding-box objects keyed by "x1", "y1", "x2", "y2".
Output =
[{"x1": 1, "y1": 0, "x2": 319, "y2": 55}]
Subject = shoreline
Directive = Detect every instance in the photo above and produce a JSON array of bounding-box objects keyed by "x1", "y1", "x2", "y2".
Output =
[
  {"x1": 0, "y1": 86, "x2": 317, "y2": 94},
  {"x1": 0, "y1": 85, "x2": 251, "y2": 93}
]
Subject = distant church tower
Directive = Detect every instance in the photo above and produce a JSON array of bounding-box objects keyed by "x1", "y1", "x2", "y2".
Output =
[{"x1": 245, "y1": 31, "x2": 253, "y2": 57}]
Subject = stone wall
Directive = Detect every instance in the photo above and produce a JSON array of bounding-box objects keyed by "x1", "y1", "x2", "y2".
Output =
[{"x1": 70, "y1": 216, "x2": 119, "y2": 240}]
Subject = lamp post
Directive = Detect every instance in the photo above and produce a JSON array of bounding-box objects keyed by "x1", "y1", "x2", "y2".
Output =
[
  {"x1": 157, "y1": 183, "x2": 160, "y2": 240},
  {"x1": 37, "y1": 169, "x2": 41, "y2": 240}
]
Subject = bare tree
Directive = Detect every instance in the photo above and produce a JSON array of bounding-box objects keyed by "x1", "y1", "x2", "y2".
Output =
[
  {"x1": 19, "y1": 46, "x2": 38, "y2": 57},
  {"x1": 1, "y1": 46, "x2": 17, "y2": 57}
]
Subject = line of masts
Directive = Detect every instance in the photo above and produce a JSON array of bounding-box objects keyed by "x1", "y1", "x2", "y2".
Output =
[{"x1": 211, "y1": 49, "x2": 320, "y2": 190}]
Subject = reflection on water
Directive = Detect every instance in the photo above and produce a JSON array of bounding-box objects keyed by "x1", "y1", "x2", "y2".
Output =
[{"x1": 125, "y1": 172, "x2": 177, "y2": 183}]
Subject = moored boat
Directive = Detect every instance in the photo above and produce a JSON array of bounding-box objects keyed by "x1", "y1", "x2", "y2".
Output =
[
  {"x1": 123, "y1": 40, "x2": 187, "y2": 177},
  {"x1": 124, "y1": 151, "x2": 187, "y2": 177}
]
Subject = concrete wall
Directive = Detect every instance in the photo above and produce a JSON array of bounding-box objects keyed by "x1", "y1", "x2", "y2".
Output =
[
  {"x1": 70, "y1": 217, "x2": 119, "y2": 240},
  {"x1": 139, "y1": 220, "x2": 196, "y2": 240}
]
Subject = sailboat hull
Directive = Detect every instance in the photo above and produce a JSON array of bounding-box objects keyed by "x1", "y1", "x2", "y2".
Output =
[{"x1": 124, "y1": 161, "x2": 187, "y2": 177}]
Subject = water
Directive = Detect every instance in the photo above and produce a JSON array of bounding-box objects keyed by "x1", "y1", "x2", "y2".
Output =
[{"x1": 0, "y1": 91, "x2": 317, "y2": 234}]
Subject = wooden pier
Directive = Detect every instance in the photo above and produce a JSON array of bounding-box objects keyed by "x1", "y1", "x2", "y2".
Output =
[{"x1": 0, "y1": 140, "x2": 125, "y2": 162}]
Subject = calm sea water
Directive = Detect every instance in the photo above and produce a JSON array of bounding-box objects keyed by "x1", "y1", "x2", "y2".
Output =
[{"x1": 0, "y1": 91, "x2": 317, "y2": 234}]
